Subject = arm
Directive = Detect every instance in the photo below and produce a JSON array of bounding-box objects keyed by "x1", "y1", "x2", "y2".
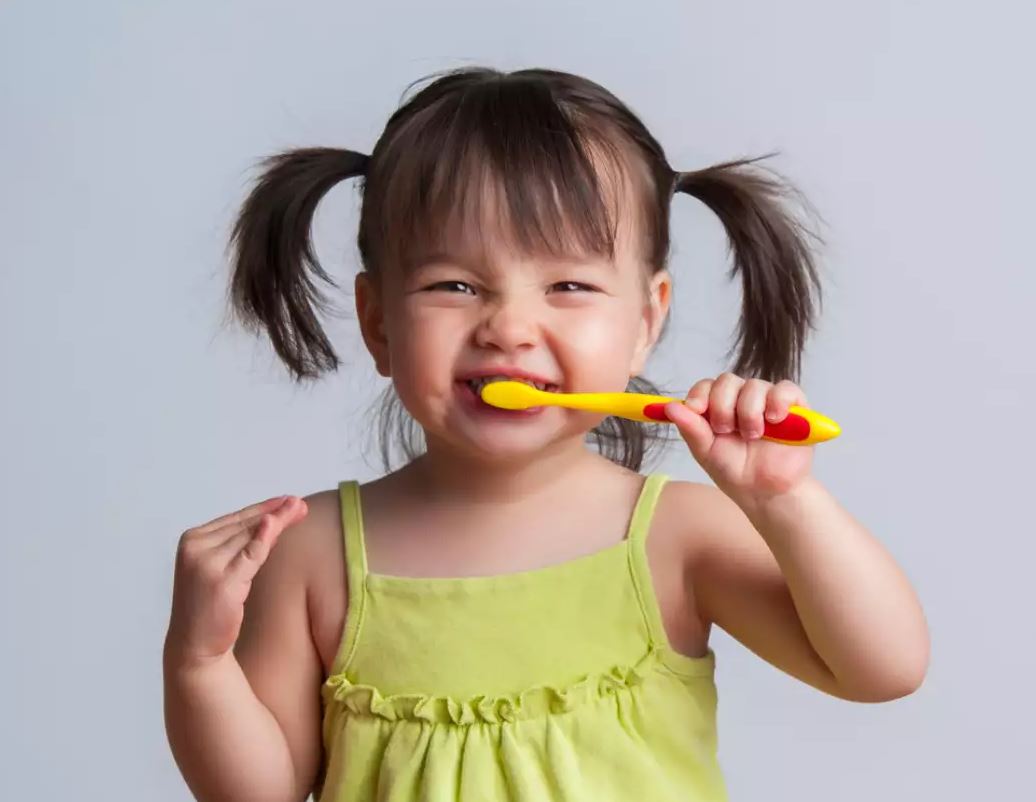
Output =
[
  {"x1": 163, "y1": 496, "x2": 323, "y2": 802},
  {"x1": 667, "y1": 374, "x2": 929, "y2": 703},
  {"x1": 685, "y1": 480, "x2": 930, "y2": 702}
]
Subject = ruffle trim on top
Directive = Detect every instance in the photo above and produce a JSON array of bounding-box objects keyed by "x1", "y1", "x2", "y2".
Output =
[{"x1": 322, "y1": 646, "x2": 711, "y2": 726}]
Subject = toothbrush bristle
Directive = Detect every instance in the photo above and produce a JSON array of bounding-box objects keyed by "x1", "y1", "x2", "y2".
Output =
[{"x1": 480, "y1": 380, "x2": 540, "y2": 410}]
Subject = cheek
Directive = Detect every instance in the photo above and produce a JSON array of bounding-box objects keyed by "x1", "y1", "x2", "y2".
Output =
[
  {"x1": 386, "y1": 307, "x2": 464, "y2": 387},
  {"x1": 554, "y1": 307, "x2": 640, "y2": 376}
]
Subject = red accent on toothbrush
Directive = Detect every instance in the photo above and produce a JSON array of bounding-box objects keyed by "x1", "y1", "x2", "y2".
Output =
[
  {"x1": 642, "y1": 403, "x2": 812, "y2": 441},
  {"x1": 642, "y1": 403, "x2": 670, "y2": 422}
]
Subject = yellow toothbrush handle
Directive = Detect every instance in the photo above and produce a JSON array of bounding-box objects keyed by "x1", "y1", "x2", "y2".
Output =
[
  {"x1": 479, "y1": 382, "x2": 840, "y2": 446},
  {"x1": 552, "y1": 391, "x2": 677, "y2": 421}
]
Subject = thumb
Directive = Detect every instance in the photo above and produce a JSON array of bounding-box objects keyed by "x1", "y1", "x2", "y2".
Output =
[
  {"x1": 228, "y1": 499, "x2": 305, "y2": 581},
  {"x1": 228, "y1": 514, "x2": 282, "y2": 581},
  {"x1": 665, "y1": 401, "x2": 715, "y2": 462}
]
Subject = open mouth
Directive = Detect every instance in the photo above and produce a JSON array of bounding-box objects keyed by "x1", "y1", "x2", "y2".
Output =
[{"x1": 464, "y1": 375, "x2": 561, "y2": 395}]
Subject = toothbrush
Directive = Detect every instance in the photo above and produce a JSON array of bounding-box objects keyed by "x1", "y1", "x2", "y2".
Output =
[{"x1": 479, "y1": 381, "x2": 840, "y2": 446}]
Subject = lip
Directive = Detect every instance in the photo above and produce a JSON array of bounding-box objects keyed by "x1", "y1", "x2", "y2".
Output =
[{"x1": 455, "y1": 379, "x2": 548, "y2": 417}]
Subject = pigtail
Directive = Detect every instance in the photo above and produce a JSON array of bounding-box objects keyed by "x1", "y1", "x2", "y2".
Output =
[
  {"x1": 228, "y1": 147, "x2": 369, "y2": 381},
  {"x1": 674, "y1": 154, "x2": 823, "y2": 383}
]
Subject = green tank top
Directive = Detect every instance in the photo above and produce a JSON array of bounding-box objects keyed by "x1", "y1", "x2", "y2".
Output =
[{"x1": 318, "y1": 472, "x2": 727, "y2": 801}]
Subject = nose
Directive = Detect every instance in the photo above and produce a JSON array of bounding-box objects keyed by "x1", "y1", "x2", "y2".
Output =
[{"x1": 473, "y1": 295, "x2": 539, "y2": 353}]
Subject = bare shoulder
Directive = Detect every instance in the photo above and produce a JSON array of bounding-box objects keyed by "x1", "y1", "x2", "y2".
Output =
[
  {"x1": 651, "y1": 478, "x2": 748, "y2": 566},
  {"x1": 642, "y1": 478, "x2": 765, "y2": 652},
  {"x1": 256, "y1": 485, "x2": 349, "y2": 676},
  {"x1": 658, "y1": 478, "x2": 769, "y2": 582},
  {"x1": 642, "y1": 478, "x2": 739, "y2": 657}
]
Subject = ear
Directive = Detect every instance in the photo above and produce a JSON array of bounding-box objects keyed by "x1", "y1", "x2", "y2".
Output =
[
  {"x1": 355, "y1": 271, "x2": 391, "y2": 377},
  {"x1": 630, "y1": 269, "x2": 671, "y2": 377}
]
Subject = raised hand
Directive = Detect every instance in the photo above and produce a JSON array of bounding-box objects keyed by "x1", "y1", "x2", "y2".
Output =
[
  {"x1": 165, "y1": 495, "x2": 309, "y2": 668},
  {"x1": 665, "y1": 373, "x2": 815, "y2": 507}
]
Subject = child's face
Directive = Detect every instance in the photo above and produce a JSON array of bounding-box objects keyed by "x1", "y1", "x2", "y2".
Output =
[{"x1": 356, "y1": 213, "x2": 670, "y2": 461}]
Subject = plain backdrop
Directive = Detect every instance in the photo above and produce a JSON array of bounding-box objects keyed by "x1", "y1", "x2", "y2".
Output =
[{"x1": 2, "y1": 1, "x2": 1033, "y2": 799}]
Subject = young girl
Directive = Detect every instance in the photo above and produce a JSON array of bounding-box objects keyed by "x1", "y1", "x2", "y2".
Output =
[{"x1": 164, "y1": 67, "x2": 928, "y2": 802}]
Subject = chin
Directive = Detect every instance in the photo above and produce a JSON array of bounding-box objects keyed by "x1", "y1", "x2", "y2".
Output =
[{"x1": 435, "y1": 422, "x2": 569, "y2": 462}]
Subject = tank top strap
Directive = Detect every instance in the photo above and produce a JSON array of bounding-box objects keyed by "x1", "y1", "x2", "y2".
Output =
[
  {"x1": 626, "y1": 472, "x2": 674, "y2": 650},
  {"x1": 329, "y1": 479, "x2": 369, "y2": 676}
]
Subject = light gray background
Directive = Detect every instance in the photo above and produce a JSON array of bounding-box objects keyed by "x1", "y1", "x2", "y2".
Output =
[{"x1": 2, "y1": 1, "x2": 1032, "y2": 799}]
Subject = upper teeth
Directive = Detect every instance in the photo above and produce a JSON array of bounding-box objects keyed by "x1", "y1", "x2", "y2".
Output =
[{"x1": 469, "y1": 375, "x2": 550, "y2": 392}]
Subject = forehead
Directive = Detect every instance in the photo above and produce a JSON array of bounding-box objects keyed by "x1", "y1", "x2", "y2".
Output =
[{"x1": 394, "y1": 159, "x2": 648, "y2": 279}]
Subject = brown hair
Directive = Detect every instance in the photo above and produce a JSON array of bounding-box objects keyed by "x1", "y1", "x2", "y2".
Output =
[{"x1": 228, "y1": 67, "x2": 823, "y2": 472}]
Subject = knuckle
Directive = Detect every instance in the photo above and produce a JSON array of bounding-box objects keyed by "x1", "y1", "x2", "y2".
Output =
[
  {"x1": 739, "y1": 387, "x2": 765, "y2": 408},
  {"x1": 242, "y1": 542, "x2": 263, "y2": 563},
  {"x1": 712, "y1": 412, "x2": 734, "y2": 432},
  {"x1": 176, "y1": 536, "x2": 203, "y2": 563}
]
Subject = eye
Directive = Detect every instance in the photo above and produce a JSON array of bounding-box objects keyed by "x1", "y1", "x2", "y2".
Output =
[
  {"x1": 551, "y1": 281, "x2": 597, "y2": 293},
  {"x1": 425, "y1": 280, "x2": 476, "y2": 294}
]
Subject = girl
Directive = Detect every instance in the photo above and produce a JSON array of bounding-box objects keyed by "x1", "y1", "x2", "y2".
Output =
[{"x1": 164, "y1": 67, "x2": 928, "y2": 802}]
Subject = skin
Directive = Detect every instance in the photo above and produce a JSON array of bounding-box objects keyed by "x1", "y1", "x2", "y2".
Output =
[{"x1": 164, "y1": 197, "x2": 929, "y2": 802}]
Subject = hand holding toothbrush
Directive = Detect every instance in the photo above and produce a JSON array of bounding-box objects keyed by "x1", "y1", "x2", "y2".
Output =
[
  {"x1": 663, "y1": 374, "x2": 820, "y2": 506},
  {"x1": 480, "y1": 373, "x2": 837, "y2": 506}
]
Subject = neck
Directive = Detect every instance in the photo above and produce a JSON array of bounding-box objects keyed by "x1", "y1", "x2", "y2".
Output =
[{"x1": 401, "y1": 435, "x2": 613, "y2": 507}]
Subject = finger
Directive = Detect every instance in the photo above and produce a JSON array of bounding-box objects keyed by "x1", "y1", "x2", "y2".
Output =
[
  {"x1": 189, "y1": 510, "x2": 269, "y2": 549},
  {"x1": 708, "y1": 372, "x2": 744, "y2": 435},
  {"x1": 665, "y1": 400, "x2": 715, "y2": 462},
  {"x1": 240, "y1": 496, "x2": 306, "y2": 541},
  {"x1": 193, "y1": 495, "x2": 291, "y2": 535},
  {"x1": 765, "y1": 380, "x2": 808, "y2": 423},
  {"x1": 683, "y1": 378, "x2": 713, "y2": 413},
  {"x1": 211, "y1": 528, "x2": 256, "y2": 566},
  {"x1": 225, "y1": 498, "x2": 308, "y2": 580},
  {"x1": 177, "y1": 515, "x2": 261, "y2": 570},
  {"x1": 736, "y1": 379, "x2": 771, "y2": 440},
  {"x1": 225, "y1": 515, "x2": 279, "y2": 581}
]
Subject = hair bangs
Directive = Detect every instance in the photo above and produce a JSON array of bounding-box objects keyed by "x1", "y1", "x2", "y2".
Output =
[{"x1": 370, "y1": 77, "x2": 643, "y2": 275}]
